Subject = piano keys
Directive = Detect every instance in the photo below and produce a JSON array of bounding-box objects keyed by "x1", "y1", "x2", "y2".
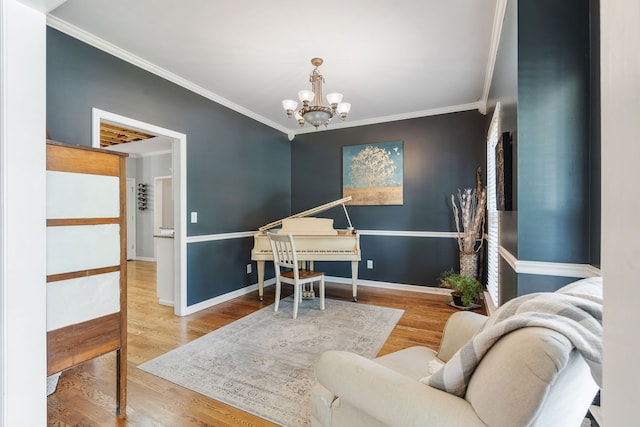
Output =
[{"x1": 251, "y1": 197, "x2": 361, "y2": 302}]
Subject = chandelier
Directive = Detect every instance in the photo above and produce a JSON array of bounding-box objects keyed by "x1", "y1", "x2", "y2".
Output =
[{"x1": 282, "y1": 58, "x2": 351, "y2": 129}]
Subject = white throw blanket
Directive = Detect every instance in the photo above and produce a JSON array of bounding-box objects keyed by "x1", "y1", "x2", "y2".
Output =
[{"x1": 426, "y1": 277, "x2": 603, "y2": 397}]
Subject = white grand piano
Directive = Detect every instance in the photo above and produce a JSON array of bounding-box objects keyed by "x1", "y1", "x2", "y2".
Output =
[{"x1": 251, "y1": 196, "x2": 361, "y2": 302}]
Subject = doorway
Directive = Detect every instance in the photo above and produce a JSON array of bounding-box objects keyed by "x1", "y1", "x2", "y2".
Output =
[{"x1": 91, "y1": 108, "x2": 188, "y2": 316}]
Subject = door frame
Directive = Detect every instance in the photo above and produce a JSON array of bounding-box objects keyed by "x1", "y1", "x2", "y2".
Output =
[
  {"x1": 92, "y1": 108, "x2": 188, "y2": 316},
  {"x1": 125, "y1": 177, "x2": 136, "y2": 260}
]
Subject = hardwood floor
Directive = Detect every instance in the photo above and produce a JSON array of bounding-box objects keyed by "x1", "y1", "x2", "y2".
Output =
[{"x1": 47, "y1": 260, "x2": 485, "y2": 426}]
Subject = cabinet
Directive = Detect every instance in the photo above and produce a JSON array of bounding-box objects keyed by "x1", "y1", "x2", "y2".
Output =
[{"x1": 46, "y1": 141, "x2": 127, "y2": 414}]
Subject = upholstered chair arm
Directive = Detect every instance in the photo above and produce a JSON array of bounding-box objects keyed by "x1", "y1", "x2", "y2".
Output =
[
  {"x1": 315, "y1": 350, "x2": 487, "y2": 427},
  {"x1": 437, "y1": 311, "x2": 488, "y2": 362}
]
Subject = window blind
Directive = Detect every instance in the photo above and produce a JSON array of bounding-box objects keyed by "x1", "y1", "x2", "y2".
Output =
[{"x1": 486, "y1": 103, "x2": 501, "y2": 308}]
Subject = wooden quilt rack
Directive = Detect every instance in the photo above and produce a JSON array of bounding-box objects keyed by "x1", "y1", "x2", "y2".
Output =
[{"x1": 45, "y1": 141, "x2": 128, "y2": 414}]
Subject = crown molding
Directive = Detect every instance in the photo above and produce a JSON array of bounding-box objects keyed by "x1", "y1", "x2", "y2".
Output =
[
  {"x1": 47, "y1": 12, "x2": 503, "y2": 140},
  {"x1": 292, "y1": 102, "x2": 482, "y2": 136},
  {"x1": 46, "y1": 15, "x2": 291, "y2": 135},
  {"x1": 479, "y1": 0, "x2": 508, "y2": 114}
]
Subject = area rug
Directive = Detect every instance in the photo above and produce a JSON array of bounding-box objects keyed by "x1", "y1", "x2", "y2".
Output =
[{"x1": 138, "y1": 297, "x2": 404, "y2": 427}]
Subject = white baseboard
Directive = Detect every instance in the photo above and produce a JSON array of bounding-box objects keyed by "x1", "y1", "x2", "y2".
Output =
[
  {"x1": 182, "y1": 277, "x2": 451, "y2": 315},
  {"x1": 182, "y1": 279, "x2": 276, "y2": 316},
  {"x1": 326, "y1": 276, "x2": 452, "y2": 295},
  {"x1": 134, "y1": 256, "x2": 155, "y2": 262}
]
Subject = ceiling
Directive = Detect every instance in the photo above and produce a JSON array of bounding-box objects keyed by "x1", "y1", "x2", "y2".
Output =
[
  {"x1": 102, "y1": 134, "x2": 173, "y2": 157},
  {"x1": 100, "y1": 122, "x2": 154, "y2": 147},
  {"x1": 47, "y1": 0, "x2": 503, "y2": 138}
]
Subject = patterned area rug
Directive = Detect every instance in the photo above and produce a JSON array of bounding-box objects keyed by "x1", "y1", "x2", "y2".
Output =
[{"x1": 138, "y1": 297, "x2": 404, "y2": 427}]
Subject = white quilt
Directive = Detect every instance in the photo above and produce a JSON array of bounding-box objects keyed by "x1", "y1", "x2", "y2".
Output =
[{"x1": 426, "y1": 277, "x2": 603, "y2": 397}]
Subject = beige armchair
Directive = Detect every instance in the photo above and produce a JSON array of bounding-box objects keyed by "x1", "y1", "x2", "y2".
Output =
[{"x1": 311, "y1": 279, "x2": 601, "y2": 427}]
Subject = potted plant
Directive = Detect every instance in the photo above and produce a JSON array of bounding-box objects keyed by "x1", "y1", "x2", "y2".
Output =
[
  {"x1": 438, "y1": 269, "x2": 483, "y2": 308},
  {"x1": 451, "y1": 168, "x2": 487, "y2": 280}
]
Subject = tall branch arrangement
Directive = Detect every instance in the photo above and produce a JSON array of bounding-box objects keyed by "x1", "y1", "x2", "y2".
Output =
[{"x1": 451, "y1": 187, "x2": 487, "y2": 253}]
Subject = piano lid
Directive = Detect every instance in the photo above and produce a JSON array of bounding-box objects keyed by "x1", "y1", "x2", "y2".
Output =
[{"x1": 258, "y1": 196, "x2": 353, "y2": 232}]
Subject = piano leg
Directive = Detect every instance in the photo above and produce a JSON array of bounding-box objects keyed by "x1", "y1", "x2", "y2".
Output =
[
  {"x1": 351, "y1": 261, "x2": 358, "y2": 302},
  {"x1": 257, "y1": 260, "x2": 265, "y2": 301}
]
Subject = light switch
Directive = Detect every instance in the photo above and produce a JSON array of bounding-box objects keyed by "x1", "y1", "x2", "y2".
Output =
[{"x1": 191, "y1": 211, "x2": 198, "y2": 223}]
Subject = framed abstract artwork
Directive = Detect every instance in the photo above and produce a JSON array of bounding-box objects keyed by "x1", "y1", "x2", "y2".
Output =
[
  {"x1": 342, "y1": 141, "x2": 403, "y2": 205},
  {"x1": 495, "y1": 131, "x2": 513, "y2": 211}
]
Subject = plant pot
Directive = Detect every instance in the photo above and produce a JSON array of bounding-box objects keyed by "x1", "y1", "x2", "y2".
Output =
[
  {"x1": 460, "y1": 251, "x2": 478, "y2": 280},
  {"x1": 451, "y1": 291, "x2": 466, "y2": 307}
]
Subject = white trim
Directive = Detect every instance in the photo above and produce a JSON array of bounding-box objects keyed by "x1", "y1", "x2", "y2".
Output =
[
  {"x1": 158, "y1": 298, "x2": 174, "y2": 307},
  {"x1": 91, "y1": 108, "x2": 189, "y2": 316},
  {"x1": 327, "y1": 276, "x2": 453, "y2": 295},
  {"x1": 49, "y1": 16, "x2": 290, "y2": 135},
  {"x1": 186, "y1": 231, "x2": 255, "y2": 244},
  {"x1": 186, "y1": 229, "x2": 458, "y2": 244},
  {"x1": 135, "y1": 256, "x2": 155, "y2": 262},
  {"x1": 358, "y1": 229, "x2": 458, "y2": 238},
  {"x1": 499, "y1": 245, "x2": 517, "y2": 270},
  {"x1": 125, "y1": 177, "x2": 136, "y2": 260},
  {"x1": 293, "y1": 102, "x2": 482, "y2": 136},
  {"x1": 1, "y1": 2, "x2": 47, "y2": 424},
  {"x1": 516, "y1": 260, "x2": 601, "y2": 278},
  {"x1": 479, "y1": 0, "x2": 508, "y2": 114},
  {"x1": 483, "y1": 291, "x2": 498, "y2": 315},
  {"x1": 182, "y1": 279, "x2": 276, "y2": 316},
  {"x1": 0, "y1": 2, "x2": 7, "y2": 419},
  {"x1": 184, "y1": 229, "x2": 601, "y2": 280},
  {"x1": 499, "y1": 246, "x2": 601, "y2": 278}
]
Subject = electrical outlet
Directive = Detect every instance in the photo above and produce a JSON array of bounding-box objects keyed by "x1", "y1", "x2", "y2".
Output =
[
  {"x1": 190, "y1": 211, "x2": 198, "y2": 223},
  {"x1": 367, "y1": 260, "x2": 373, "y2": 269},
  {"x1": 246, "y1": 264, "x2": 252, "y2": 274}
]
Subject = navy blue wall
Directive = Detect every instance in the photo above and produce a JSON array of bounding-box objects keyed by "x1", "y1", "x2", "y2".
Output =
[
  {"x1": 489, "y1": 0, "x2": 601, "y2": 301},
  {"x1": 518, "y1": 0, "x2": 591, "y2": 264},
  {"x1": 46, "y1": 28, "x2": 291, "y2": 305},
  {"x1": 291, "y1": 112, "x2": 487, "y2": 286}
]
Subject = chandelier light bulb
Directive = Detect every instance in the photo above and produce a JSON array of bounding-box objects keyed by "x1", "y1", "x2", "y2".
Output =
[
  {"x1": 282, "y1": 99, "x2": 298, "y2": 117},
  {"x1": 336, "y1": 102, "x2": 351, "y2": 119},
  {"x1": 326, "y1": 92, "x2": 343, "y2": 109},
  {"x1": 298, "y1": 90, "x2": 315, "y2": 105}
]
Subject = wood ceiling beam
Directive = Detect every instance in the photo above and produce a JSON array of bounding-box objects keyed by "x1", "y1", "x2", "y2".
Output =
[{"x1": 99, "y1": 123, "x2": 154, "y2": 147}]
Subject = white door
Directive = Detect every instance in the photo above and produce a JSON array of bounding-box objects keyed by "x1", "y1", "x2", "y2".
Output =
[{"x1": 126, "y1": 178, "x2": 136, "y2": 260}]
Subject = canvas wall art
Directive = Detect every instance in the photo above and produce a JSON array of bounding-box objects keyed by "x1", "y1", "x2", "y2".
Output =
[{"x1": 342, "y1": 141, "x2": 403, "y2": 205}]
